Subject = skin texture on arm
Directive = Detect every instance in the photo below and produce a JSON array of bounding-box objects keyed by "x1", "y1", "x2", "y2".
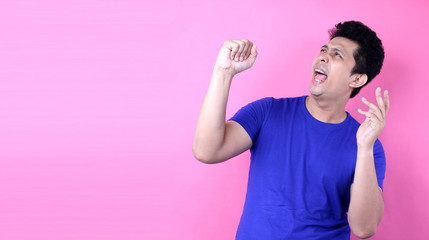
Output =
[
  {"x1": 192, "y1": 40, "x2": 257, "y2": 164},
  {"x1": 348, "y1": 87, "x2": 390, "y2": 238}
]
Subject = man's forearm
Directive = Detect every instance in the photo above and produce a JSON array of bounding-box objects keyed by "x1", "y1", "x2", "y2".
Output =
[
  {"x1": 192, "y1": 67, "x2": 234, "y2": 162},
  {"x1": 348, "y1": 147, "x2": 384, "y2": 238},
  {"x1": 193, "y1": 40, "x2": 257, "y2": 163}
]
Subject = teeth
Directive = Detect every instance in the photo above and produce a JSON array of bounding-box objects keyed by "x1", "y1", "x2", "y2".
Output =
[{"x1": 315, "y1": 69, "x2": 324, "y2": 74}]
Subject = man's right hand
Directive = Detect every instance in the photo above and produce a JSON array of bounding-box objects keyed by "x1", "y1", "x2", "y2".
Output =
[{"x1": 215, "y1": 40, "x2": 258, "y2": 76}]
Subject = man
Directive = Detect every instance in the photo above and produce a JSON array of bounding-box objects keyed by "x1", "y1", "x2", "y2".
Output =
[{"x1": 193, "y1": 21, "x2": 389, "y2": 239}]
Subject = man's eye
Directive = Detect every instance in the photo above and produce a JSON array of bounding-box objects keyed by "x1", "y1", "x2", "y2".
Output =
[
  {"x1": 335, "y1": 52, "x2": 342, "y2": 58},
  {"x1": 320, "y1": 49, "x2": 327, "y2": 53}
]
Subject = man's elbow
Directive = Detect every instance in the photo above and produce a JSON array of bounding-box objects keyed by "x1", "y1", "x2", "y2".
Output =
[
  {"x1": 192, "y1": 148, "x2": 212, "y2": 164},
  {"x1": 351, "y1": 225, "x2": 377, "y2": 239},
  {"x1": 192, "y1": 144, "x2": 219, "y2": 164}
]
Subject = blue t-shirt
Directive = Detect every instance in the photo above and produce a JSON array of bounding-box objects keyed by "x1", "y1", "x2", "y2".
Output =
[{"x1": 229, "y1": 96, "x2": 386, "y2": 240}]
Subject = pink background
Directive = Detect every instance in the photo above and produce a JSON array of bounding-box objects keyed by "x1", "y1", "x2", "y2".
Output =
[{"x1": 1, "y1": 0, "x2": 428, "y2": 239}]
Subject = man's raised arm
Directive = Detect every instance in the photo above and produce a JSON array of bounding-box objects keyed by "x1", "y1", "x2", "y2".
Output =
[
  {"x1": 192, "y1": 40, "x2": 258, "y2": 164},
  {"x1": 348, "y1": 87, "x2": 390, "y2": 238}
]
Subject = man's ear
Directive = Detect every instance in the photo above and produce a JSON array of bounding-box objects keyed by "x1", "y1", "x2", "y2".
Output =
[{"x1": 349, "y1": 73, "x2": 368, "y2": 88}]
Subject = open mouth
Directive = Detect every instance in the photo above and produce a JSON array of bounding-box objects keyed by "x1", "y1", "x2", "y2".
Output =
[{"x1": 314, "y1": 68, "x2": 328, "y2": 83}]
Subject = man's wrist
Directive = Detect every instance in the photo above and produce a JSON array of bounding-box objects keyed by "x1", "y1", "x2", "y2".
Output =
[
  {"x1": 357, "y1": 145, "x2": 374, "y2": 155},
  {"x1": 213, "y1": 65, "x2": 236, "y2": 79}
]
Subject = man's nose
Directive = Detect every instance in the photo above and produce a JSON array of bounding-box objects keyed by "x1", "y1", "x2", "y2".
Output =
[{"x1": 319, "y1": 53, "x2": 329, "y2": 63}]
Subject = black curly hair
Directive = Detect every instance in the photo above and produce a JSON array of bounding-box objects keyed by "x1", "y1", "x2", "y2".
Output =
[{"x1": 329, "y1": 21, "x2": 384, "y2": 98}]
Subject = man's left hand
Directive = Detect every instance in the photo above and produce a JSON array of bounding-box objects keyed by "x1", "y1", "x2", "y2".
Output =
[{"x1": 356, "y1": 87, "x2": 390, "y2": 149}]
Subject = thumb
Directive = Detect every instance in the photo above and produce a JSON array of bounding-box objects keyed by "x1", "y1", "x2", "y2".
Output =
[
  {"x1": 245, "y1": 44, "x2": 258, "y2": 63},
  {"x1": 250, "y1": 44, "x2": 258, "y2": 58}
]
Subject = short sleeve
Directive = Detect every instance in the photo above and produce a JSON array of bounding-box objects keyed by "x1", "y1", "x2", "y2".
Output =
[
  {"x1": 228, "y1": 97, "x2": 273, "y2": 143},
  {"x1": 373, "y1": 139, "x2": 386, "y2": 190}
]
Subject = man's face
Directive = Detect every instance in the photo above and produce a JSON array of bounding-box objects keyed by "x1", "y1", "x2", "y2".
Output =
[{"x1": 310, "y1": 37, "x2": 359, "y2": 99}]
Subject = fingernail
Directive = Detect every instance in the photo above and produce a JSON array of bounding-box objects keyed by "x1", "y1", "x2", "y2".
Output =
[
  {"x1": 240, "y1": 56, "x2": 243, "y2": 61},
  {"x1": 235, "y1": 56, "x2": 238, "y2": 61},
  {"x1": 386, "y1": 90, "x2": 389, "y2": 95},
  {"x1": 362, "y1": 97, "x2": 366, "y2": 101}
]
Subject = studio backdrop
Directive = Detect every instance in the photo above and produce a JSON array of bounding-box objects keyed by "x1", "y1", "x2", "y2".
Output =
[{"x1": 1, "y1": 0, "x2": 428, "y2": 239}]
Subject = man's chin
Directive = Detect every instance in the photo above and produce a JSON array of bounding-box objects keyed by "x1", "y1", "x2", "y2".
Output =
[{"x1": 309, "y1": 86, "x2": 324, "y2": 97}]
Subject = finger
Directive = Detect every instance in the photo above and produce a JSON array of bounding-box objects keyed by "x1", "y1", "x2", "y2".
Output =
[
  {"x1": 357, "y1": 109, "x2": 371, "y2": 124},
  {"x1": 357, "y1": 108, "x2": 371, "y2": 118},
  {"x1": 375, "y1": 87, "x2": 386, "y2": 118},
  {"x1": 228, "y1": 41, "x2": 240, "y2": 60},
  {"x1": 243, "y1": 41, "x2": 253, "y2": 60},
  {"x1": 232, "y1": 40, "x2": 245, "y2": 62},
  {"x1": 357, "y1": 109, "x2": 378, "y2": 127},
  {"x1": 249, "y1": 44, "x2": 258, "y2": 59},
  {"x1": 239, "y1": 40, "x2": 250, "y2": 61},
  {"x1": 384, "y1": 90, "x2": 390, "y2": 114},
  {"x1": 362, "y1": 97, "x2": 383, "y2": 121}
]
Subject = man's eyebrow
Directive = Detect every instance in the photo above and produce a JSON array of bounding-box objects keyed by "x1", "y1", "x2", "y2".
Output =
[
  {"x1": 333, "y1": 47, "x2": 345, "y2": 56},
  {"x1": 321, "y1": 45, "x2": 346, "y2": 56}
]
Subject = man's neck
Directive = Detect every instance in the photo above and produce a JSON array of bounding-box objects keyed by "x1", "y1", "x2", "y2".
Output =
[{"x1": 305, "y1": 95, "x2": 348, "y2": 124}]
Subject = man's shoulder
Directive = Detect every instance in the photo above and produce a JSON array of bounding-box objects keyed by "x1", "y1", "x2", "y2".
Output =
[
  {"x1": 258, "y1": 95, "x2": 307, "y2": 106},
  {"x1": 345, "y1": 113, "x2": 362, "y2": 128},
  {"x1": 247, "y1": 96, "x2": 307, "y2": 120}
]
